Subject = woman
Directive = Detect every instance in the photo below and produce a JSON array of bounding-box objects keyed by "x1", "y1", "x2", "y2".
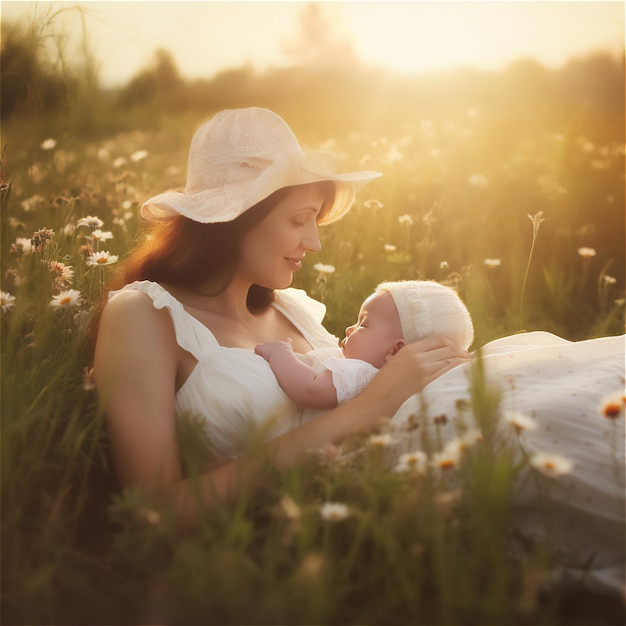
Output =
[{"x1": 93, "y1": 107, "x2": 469, "y2": 528}]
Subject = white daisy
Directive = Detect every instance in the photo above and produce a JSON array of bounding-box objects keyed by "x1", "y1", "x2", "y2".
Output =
[
  {"x1": 504, "y1": 411, "x2": 539, "y2": 432},
  {"x1": 40, "y1": 138, "x2": 57, "y2": 151},
  {"x1": 394, "y1": 451, "x2": 428, "y2": 474},
  {"x1": 319, "y1": 502, "x2": 350, "y2": 522},
  {"x1": 1, "y1": 291, "x2": 16, "y2": 312},
  {"x1": 77, "y1": 215, "x2": 104, "y2": 230},
  {"x1": 432, "y1": 441, "x2": 462, "y2": 471},
  {"x1": 49, "y1": 289, "x2": 82, "y2": 308},
  {"x1": 92, "y1": 229, "x2": 114, "y2": 242},
  {"x1": 14, "y1": 237, "x2": 34, "y2": 255},
  {"x1": 530, "y1": 452, "x2": 574, "y2": 478},
  {"x1": 367, "y1": 433, "x2": 394, "y2": 448},
  {"x1": 87, "y1": 251, "x2": 119, "y2": 266},
  {"x1": 130, "y1": 150, "x2": 148, "y2": 162},
  {"x1": 577, "y1": 247, "x2": 596, "y2": 259}
]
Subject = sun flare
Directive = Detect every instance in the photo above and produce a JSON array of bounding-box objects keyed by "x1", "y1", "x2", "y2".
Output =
[{"x1": 338, "y1": 2, "x2": 623, "y2": 75}]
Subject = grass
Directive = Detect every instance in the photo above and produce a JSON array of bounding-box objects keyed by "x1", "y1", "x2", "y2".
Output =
[{"x1": 1, "y1": 24, "x2": 625, "y2": 624}]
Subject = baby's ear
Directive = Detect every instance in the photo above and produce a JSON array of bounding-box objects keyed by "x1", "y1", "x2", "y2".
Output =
[{"x1": 385, "y1": 339, "x2": 406, "y2": 362}]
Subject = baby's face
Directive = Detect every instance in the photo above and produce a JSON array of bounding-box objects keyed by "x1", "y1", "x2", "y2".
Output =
[{"x1": 340, "y1": 290, "x2": 404, "y2": 368}]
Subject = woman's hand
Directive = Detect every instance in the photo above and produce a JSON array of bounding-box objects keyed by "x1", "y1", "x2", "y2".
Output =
[
  {"x1": 358, "y1": 335, "x2": 469, "y2": 416},
  {"x1": 392, "y1": 335, "x2": 469, "y2": 386}
]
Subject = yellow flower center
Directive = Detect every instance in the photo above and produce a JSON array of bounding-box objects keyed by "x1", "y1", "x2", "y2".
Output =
[
  {"x1": 97, "y1": 257, "x2": 108, "y2": 264},
  {"x1": 60, "y1": 296, "x2": 71, "y2": 305}
]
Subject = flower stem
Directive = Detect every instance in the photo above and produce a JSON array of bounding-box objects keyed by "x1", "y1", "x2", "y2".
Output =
[{"x1": 520, "y1": 212, "x2": 545, "y2": 324}]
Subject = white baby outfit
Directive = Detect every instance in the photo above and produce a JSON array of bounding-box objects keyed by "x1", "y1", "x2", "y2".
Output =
[
  {"x1": 296, "y1": 350, "x2": 379, "y2": 424},
  {"x1": 313, "y1": 355, "x2": 378, "y2": 403}
]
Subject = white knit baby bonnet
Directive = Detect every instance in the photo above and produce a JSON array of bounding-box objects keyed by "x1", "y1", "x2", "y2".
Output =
[{"x1": 376, "y1": 280, "x2": 474, "y2": 350}]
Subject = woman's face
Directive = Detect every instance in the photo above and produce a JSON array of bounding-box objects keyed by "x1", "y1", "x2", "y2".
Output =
[
  {"x1": 341, "y1": 290, "x2": 404, "y2": 368},
  {"x1": 239, "y1": 184, "x2": 325, "y2": 290}
]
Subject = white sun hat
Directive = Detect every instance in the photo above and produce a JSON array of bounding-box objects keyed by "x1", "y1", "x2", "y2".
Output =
[
  {"x1": 376, "y1": 280, "x2": 474, "y2": 350},
  {"x1": 141, "y1": 107, "x2": 382, "y2": 225}
]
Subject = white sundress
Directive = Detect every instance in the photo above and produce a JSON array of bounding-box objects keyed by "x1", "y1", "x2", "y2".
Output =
[
  {"x1": 108, "y1": 281, "x2": 339, "y2": 460},
  {"x1": 392, "y1": 331, "x2": 625, "y2": 597}
]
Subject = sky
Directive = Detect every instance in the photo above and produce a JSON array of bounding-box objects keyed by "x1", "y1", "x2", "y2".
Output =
[{"x1": 2, "y1": 1, "x2": 623, "y2": 87}]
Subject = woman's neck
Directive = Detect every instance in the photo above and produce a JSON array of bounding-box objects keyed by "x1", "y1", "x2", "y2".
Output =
[{"x1": 177, "y1": 276, "x2": 256, "y2": 321}]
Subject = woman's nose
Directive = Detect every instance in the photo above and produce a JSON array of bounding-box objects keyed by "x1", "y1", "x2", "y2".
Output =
[{"x1": 302, "y1": 222, "x2": 321, "y2": 252}]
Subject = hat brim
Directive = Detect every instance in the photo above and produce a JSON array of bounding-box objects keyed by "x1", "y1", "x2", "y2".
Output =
[{"x1": 141, "y1": 157, "x2": 381, "y2": 225}]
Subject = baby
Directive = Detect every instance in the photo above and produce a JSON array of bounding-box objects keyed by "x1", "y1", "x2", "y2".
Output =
[{"x1": 255, "y1": 280, "x2": 474, "y2": 410}]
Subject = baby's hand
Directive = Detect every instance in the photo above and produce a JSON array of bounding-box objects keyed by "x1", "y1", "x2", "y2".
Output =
[{"x1": 254, "y1": 339, "x2": 293, "y2": 361}]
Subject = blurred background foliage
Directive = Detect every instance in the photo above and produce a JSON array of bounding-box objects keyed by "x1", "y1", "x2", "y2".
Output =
[{"x1": 3, "y1": 4, "x2": 622, "y2": 339}]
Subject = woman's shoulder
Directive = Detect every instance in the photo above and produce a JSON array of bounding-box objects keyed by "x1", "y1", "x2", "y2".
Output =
[
  {"x1": 106, "y1": 280, "x2": 187, "y2": 320},
  {"x1": 102, "y1": 282, "x2": 174, "y2": 335},
  {"x1": 102, "y1": 287, "x2": 170, "y2": 331},
  {"x1": 102, "y1": 281, "x2": 218, "y2": 358},
  {"x1": 108, "y1": 280, "x2": 171, "y2": 305}
]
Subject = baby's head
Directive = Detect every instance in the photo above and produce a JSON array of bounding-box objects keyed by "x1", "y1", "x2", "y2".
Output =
[
  {"x1": 341, "y1": 280, "x2": 473, "y2": 368},
  {"x1": 377, "y1": 280, "x2": 474, "y2": 350}
]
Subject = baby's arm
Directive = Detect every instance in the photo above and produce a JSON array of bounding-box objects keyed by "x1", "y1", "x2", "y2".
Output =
[{"x1": 255, "y1": 341, "x2": 339, "y2": 409}]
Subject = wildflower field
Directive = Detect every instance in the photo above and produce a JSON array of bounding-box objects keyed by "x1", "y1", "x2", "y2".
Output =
[{"x1": 2, "y1": 19, "x2": 625, "y2": 624}]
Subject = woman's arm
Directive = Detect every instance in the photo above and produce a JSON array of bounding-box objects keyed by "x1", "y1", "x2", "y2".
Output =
[
  {"x1": 95, "y1": 297, "x2": 467, "y2": 531},
  {"x1": 94, "y1": 290, "x2": 184, "y2": 491},
  {"x1": 255, "y1": 340, "x2": 338, "y2": 409}
]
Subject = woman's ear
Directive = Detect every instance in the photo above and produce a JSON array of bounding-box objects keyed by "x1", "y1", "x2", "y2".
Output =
[{"x1": 385, "y1": 339, "x2": 406, "y2": 362}]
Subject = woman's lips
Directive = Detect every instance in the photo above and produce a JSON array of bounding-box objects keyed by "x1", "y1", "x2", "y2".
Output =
[{"x1": 285, "y1": 257, "x2": 303, "y2": 270}]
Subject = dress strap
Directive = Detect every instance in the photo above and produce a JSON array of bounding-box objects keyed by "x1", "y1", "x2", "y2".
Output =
[
  {"x1": 272, "y1": 288, "x2": 339, "y2": 349},
  {"x1": 108, "y1": 280, "x2": 219, "y2": 360}
]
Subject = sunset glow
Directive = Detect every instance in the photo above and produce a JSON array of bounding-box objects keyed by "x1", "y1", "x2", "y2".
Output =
[
  {"x1": 340, "y1": 2, "x2": 624, "y2": 74},
  {"x1": 1, "y1": 1, "x2": 623, "y2": 86}
]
